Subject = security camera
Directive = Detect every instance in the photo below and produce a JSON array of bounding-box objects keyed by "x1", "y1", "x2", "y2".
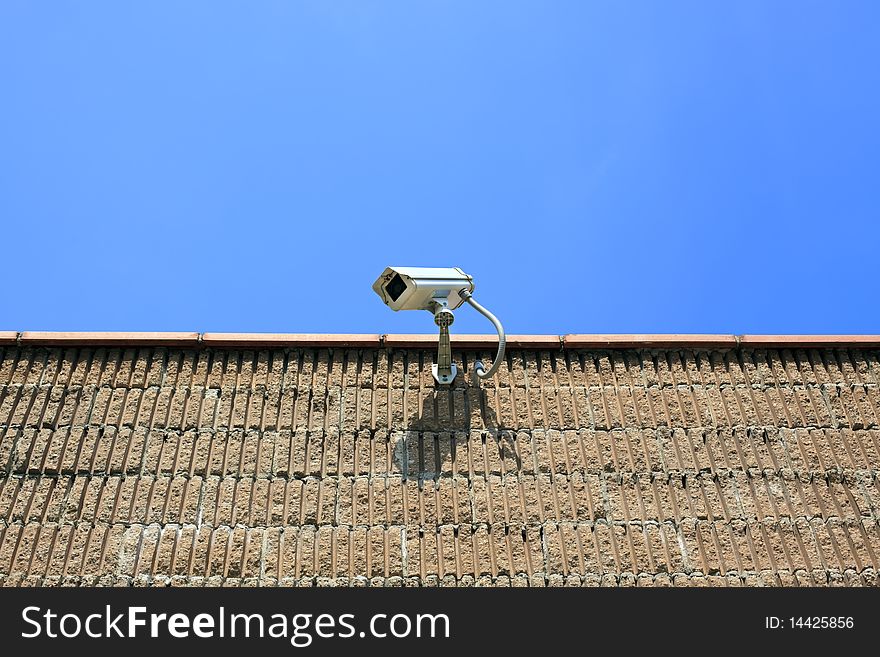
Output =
[
  {"x1": 372, "y1": 266, "x2": 505, "y2": 386},
  {"x1": 372, "y1": 266, "x2": 475, "y2": 312}
]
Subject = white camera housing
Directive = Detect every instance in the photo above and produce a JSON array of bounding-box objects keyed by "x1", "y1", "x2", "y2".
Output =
[{"x1": 372, "y1": 266, "x2": 475, "y2": 312}]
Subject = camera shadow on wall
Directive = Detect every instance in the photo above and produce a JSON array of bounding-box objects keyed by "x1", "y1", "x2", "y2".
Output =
[{"x1": 391, "y1": 354, "x2": 521, "y2": 487}]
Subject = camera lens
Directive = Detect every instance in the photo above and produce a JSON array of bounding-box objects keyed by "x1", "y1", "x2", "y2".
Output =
[{"x1": 386, "y1": 273, "x2": 407, "y2": 302}]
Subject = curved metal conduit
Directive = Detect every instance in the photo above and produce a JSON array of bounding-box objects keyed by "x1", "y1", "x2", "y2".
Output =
[{"x1": 459, "y1": 289, "x2": 506, "y2": 380}]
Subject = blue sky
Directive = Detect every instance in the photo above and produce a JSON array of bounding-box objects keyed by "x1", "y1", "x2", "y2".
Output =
[{"x1": 2, "y1": 2, "x2": 878, "y2": 335}]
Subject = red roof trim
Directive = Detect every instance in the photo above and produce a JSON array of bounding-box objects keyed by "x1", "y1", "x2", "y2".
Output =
[{"x1": 4, "y1": 332, "x2": 880, "y2": 349}]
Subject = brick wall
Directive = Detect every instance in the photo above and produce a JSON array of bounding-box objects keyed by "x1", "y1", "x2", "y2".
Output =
[{"x1": 1, "y1": 345, "x2": 878, "y2": 586}]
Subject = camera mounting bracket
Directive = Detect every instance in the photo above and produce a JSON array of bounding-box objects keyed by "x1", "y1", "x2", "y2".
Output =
[{"x1": 428, "y1": 300, "x2": 457, "y2": 385}]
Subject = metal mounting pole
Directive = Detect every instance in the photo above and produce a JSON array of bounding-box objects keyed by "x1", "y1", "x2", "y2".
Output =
[{"x1": 431, "y1": 304, "x2": 457, "y2": 385}]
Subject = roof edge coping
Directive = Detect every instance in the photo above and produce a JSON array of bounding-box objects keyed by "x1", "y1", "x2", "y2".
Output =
[
  {"x1": 0, "y1": 331, "x2": 20, "y2": 345},
  {"x1": 563, "y1": 334, "x2": 738, "y2": 348},
  {"x1": 383, "y1": 334, "x2": 561, "y2": 349},
  {"x1": 736, "y1": 335, "x2": 880, "y2": 348},
  {"x1": 6, "y1": 332, "x2": 880, "y2": 349},
  {"x1": 17, "y1": 331, "x2": 201, "y2": 346},
  {"x1": 202, "y1": 333, "x2": 381, "y2": 348}
]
